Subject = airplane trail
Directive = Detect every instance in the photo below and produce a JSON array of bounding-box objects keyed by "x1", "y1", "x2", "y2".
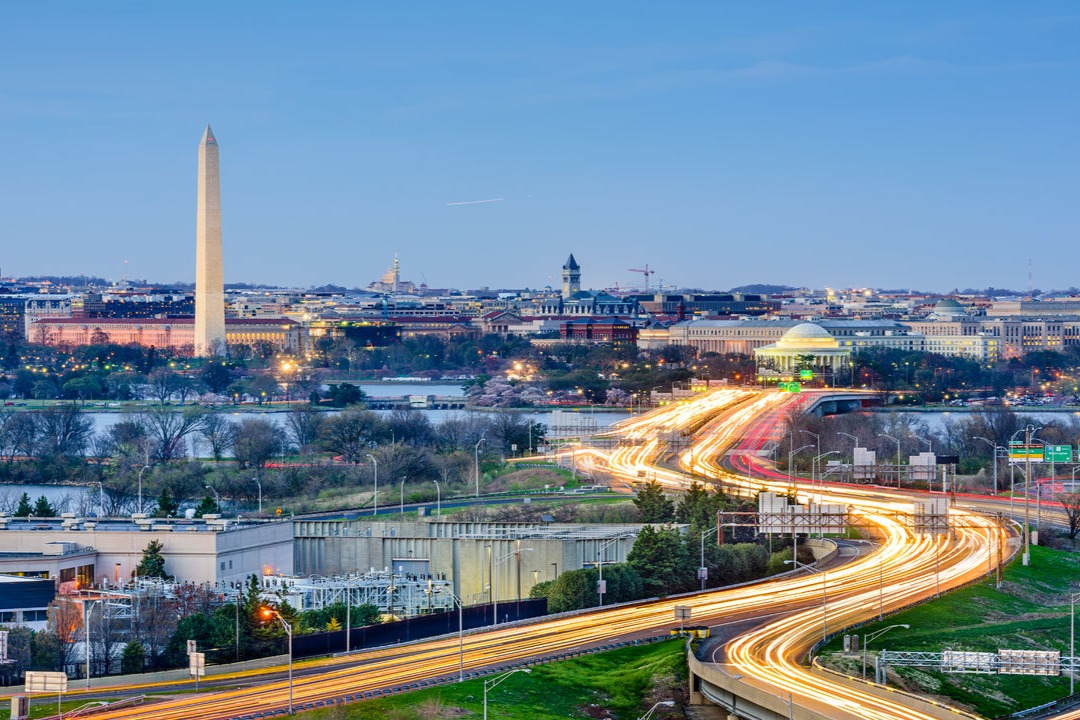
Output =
[{"x1": 446, "y1": 197, "x2": 504, "y2": 206}]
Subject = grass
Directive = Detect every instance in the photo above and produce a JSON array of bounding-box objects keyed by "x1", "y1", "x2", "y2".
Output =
[
  {"x1": 295, "y1": 639, "x2": 687, "y2": 720},
  {"x1": 819, "y1": 544, "x2": 1080, "y2": 718}
]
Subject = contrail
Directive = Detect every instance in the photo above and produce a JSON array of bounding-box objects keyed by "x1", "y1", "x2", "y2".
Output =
[{"x1": 446, "y1": 197, "x2": 504, "y2": 206}]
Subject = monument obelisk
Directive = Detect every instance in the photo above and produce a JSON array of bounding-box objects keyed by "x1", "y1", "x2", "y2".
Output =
[{"x1": 194, "y1": 125, "x2": 226, "y2": 356}]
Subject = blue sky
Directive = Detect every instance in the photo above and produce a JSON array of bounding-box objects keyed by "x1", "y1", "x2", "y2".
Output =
[{"x1": 1, "y1": 3, "x2": 1077, "y2": 293}]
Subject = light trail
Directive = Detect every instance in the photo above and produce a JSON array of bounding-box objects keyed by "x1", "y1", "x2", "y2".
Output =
[{"x1": 71, "y1": 388, "x2": 1009, "y2": 720}]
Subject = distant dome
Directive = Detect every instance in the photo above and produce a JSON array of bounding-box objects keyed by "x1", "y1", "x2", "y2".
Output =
[
  {"x1": 775, "y1": 323, "x2": 839, "y2": 349},
  {"x1": 932, "y1": 298, "x2": 966, "y2": 317}
]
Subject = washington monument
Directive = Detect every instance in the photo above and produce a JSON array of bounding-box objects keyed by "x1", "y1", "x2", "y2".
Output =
[{"x1": 194, "y1": 125, "x2": 225, "y2": 356}]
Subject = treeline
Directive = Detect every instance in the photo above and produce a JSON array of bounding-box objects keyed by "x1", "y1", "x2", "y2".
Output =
[{"x1": 0, "y1": 406, "x2": 541, "y2": 517}]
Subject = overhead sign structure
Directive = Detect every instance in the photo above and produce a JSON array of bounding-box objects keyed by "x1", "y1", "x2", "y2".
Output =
[{"x1": 778, "y1": 382, "x2": 802, "y2": 393}]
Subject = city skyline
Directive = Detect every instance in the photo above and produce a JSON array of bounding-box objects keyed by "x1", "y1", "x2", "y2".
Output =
[{"x1": 1, "y1": 3, "x2": 1077, "y2": 291}]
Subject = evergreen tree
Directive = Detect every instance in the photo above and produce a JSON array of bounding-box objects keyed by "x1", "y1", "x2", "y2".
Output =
[
  {"x1": 153, "y1": 486, "x2": 180, "y2": 519},
  {"x1": 632, "y1": 479, "x2": 675, "y2": 523},
  {"x1": 14, "y1": 493, "x2": 32, "y2": 517},
  {"x1": 121, "y1": 639, "x2": 145, "y2": 674},
  {"x1": 134, "y1": 539, "x2": 171, "y2": 579},
  {"x1": 32, "y1": 495, "x2": 56, "y2": 517},
  {"x1": 627, "y1": 525, "x2": 692, "y2": 596},
  {"x1": 194, "y1": 493, "x2": 219, "y2": 518}
]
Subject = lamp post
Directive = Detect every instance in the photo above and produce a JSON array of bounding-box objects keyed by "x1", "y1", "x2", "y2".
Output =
[
  {"x1": 483, "y1": 668, "x2": 531, "y2": 720},
  {"x1": 699, "y1": 524, "x2": 718, "y2": 590},
  {"x1": 260, "y1": 607, "x2": 292, "y2": 715},
  {"x1": 366, "y1": 453, "x2": 378, "y2": 516},
  {"x1": 1071, "y1": 591, "x2": 1080, "y2": 695},
  {"x1": 252, "y1": 475, "x2": 262, "y2": 515},
  {"x1": 474, "y1": 436, "x2": 486, "y2": 498},
  {"x1": 204, "y1": 484, "x2": 221, "y2": 513},
  {"x1": 880, "y1": 434, "x2": 902, "y2": 488},
  {"x1": 137, "y1": 464, "x2": 151, "y2": 514},
  {"x1": 430, "y1": 585, "x2": 465, "y2": 682},
  {"x1": 279, "y1": 360, "x2": 294, "y2": 408},
  {"x1": 637, "y1": 700, "x2": 676, "y2": 719},
  {"x1": 801, "y1": 429, "x2": 821, "y2": 497},
  {"x1": 973, "y1": 436, "x2": 1002, "y2": 495},
  {"x1": 917, "y1": 435, "x2": 933, "y2": 455},
  {"x1": 788, "y1": 444, "x2": 814, "y2": 496},
  {"x1": 812, "y1": 451, "x2": 839, "y2": 508},
  {"x1": 594, "y1": 536, "x2": 625, "y2": 606},
  {"x1": 862, "y1": 624, "x2": 910, "y2": 680},
  {"x1": 400, "y1": 476, "x2": 406, "y2": 517},
  {"x1": 83, "y1": 597, "x2": 100, "y2": 688},
  {"x1": 1011, "y1": 425, "x2": 1042, "y2": 566},
  {"x1": 432, "y1": 479, "x2": 441, "y2": 517}
]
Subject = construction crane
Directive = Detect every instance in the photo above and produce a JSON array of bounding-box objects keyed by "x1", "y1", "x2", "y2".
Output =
[{"x1": 628, "y1": 265, "x2": 656, "y2": 292}]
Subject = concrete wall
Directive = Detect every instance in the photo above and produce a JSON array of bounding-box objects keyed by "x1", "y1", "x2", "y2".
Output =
[{"x1": 293, "y1": 519, "x2": 646, "y2": 603}]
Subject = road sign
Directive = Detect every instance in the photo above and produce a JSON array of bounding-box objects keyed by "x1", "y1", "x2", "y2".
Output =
[
  {"x1": 186, "y1": 639, "x2": 197, "y2": 654},
  {"x1": 188, "y1": 651, "x2": 205, "y2": 677},
  {"x1": 1045, "y1": 445, "x2": 1072, "y2": 463},
  {"x1": 778, "y1": 382, "x2": 802, "y2": 393},
  {"x1": 1008, "y1": 444, "x2": 1042, "y2": 461},
  {"x1": 25, "y1": 671, "x2": 67, "y2": 693},
  {"x1": 936, "y1": 455, "x2": 960, "y2": 465},
  {"x1": 674, "y1": 606, "x2": 692, "y2": 621},
  {"x1": 799, "y1": 369, "x2": 813, "y2": 380},
  {"x1": 0, "y1": 630, "x2": 7, "y2": 662}
]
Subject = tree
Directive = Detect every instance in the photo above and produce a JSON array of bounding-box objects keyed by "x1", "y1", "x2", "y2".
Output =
[
  {"x1": 139, "y1": 406, "x2": 208, "y2": 462},
  {"x1": 1058, "y1": 493, "x2": 1080, "y2": 540},
  {"x1": 326, "y1": 382, "x2": 367, "y2": 408},
  {"x1": 147, "y1": 368, "x2": 184, "y2": 404},
  {"x1": 198, "y1": 413, "x2": 237, "y2": 462},
  {"x1": 134, "y1": 539, "x2": 171, "y2": 579},
  {"x1": 284, "y1": 407, "x2": 325, "y2": 453},
  {"x1": 194, "y1": 493, "x2": 219, "y2": 518},
  {"x1": 320, "y1": 410, "x2": 385, "y2": 463},
  {"x1": 633, "y1": 479, "x2": 675, "y2": 523},
  {"x1": 232, "y1": 418, "x2": 284, "y2": 469},
  {"x1": 36, "y1": 405, "x2": 93, "y2": 458},
  {"x1": 33, "y1": 495, "x2": 56, "y2": 517},
  {"x1": 153, "y1": 486, "x2": 180, "y2": 518},
  {"x1": 627, "y1": 525, "x2": 692, "y2": 597},
  {"x1": 14, "y1": 492, "x2": 32, "y2": 517},
  {"x1": 544, "y1": 568, "x2": 597, "y2": 613},
  {"x1": 45, "y1": 599, "x2": 83, "y2": 673},
  {"x1": 121, "y1": 639, "x2": 146, "y2": 675},
  {"x1": 201, "y1": 360, "x2": 235, "y2": 394}
]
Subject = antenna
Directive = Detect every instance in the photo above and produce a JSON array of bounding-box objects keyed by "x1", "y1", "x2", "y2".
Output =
[{"x1": 1028, "y1": 258, "x2": 1033, "y2": 295}]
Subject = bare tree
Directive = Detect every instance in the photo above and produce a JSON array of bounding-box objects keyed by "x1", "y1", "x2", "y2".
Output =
[
  {"x1": 284, "y1": 407, "x2": 325, "y2": 454},
  {"x1": 45, "y1": 598, "x2": 83, "y2": 675},
  {"x1": 139, "y1": 406, "x2": 208, "y2": 462},
  {"x1": 199, "y1": 413, "x2": 237, "y2": 462},
  {"x1": 1058, "y1": 493, "x2": 1080, "y2": 540},
  {"x1": 147, "y1": 368, "x2": 183, "y2": 405}
]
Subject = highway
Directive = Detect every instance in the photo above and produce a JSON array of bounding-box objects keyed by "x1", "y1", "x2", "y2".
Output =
[{"x1": 47, "y1": 387, "x2": 1009, "y2": 720}]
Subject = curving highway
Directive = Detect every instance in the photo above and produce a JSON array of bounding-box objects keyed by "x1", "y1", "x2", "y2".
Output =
[{"x1": 52, "y1": 387, "x2": 1011, "y2": 720}]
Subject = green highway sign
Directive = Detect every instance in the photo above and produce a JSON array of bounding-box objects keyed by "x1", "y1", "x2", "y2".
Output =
[
  {"x1": 778, "y1": 382, "x2": 802, "y2": 393},
  {"x1": 1044, "y1": 445, "x2": 1072, "y2": 463},
  {"x1": 1008, "y1": 444, "x2": 1042, "y2": 461},
  {"x1": 799, "y1": 369, "x2": 813, "y2": 380}
]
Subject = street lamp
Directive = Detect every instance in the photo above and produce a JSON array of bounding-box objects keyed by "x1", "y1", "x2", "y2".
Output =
[
  {"x1": 863, "y1": 624, "x2": 910, "y2": 680},
  {"x1": 204, "y1": 485, "x2": 221, "y2": 513},
  {"x1": 637, "y1": 700, "x2": 676, "y2": 719},
  {"x1": 917, "y1": 435, "x2": 933, "y2": 455},
  {"x1": 812, "y1": 451, "x2": 839, "y2": 508},
  {"x1": 279, "y1": 360, "x2": 295, "y2": 408},
  {"x1": 252, "y1": 475, "x2": 262, "y2": 515},
  {"x1": 432, "y1": 479, "x2": 441, "y2": 517},
  {"x1": 879, "y1": 434, "x2": 902, "y2": 488},
  {"x1": 594, "y1": 536, "x2": 625, "y2": 606},
  {"x1": 83, "y1": 597, "x2": 101, "y2": 688},
  {"x1": 428, "y1": 585, "x2": 465, "y2": 682},
  {"x1": 474, "y1": 435, "x2": 486, "y2": 498},
  {"x1": 259, "y1": 607, "x2": 293, "y2": 715},
  {"x1": 136, "y1": 464, "x2": 151, "y2": 514},
  {"x1": 973, "y1": 436, "x2": 1004, "y2": 495},
  {"x1": 1071, "y1": 591, "x2": 1080, "y2": 695},
  {"x1": 366, "y1": 453, "x2": 379, "y2": 516},
  {"x1": 400, "y1": 476, "x2": 406, "y2": 517},
  {"x1": 788, "y1": 444, "x2": 814, "y2": 495},
  {"x1": 483, "y1": 668, "x2": 531, "y2": 720}
]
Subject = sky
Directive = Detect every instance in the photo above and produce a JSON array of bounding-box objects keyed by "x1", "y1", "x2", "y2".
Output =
[{"x1": 1, "y1": 3, "x2": 1077, "y2": 293}]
